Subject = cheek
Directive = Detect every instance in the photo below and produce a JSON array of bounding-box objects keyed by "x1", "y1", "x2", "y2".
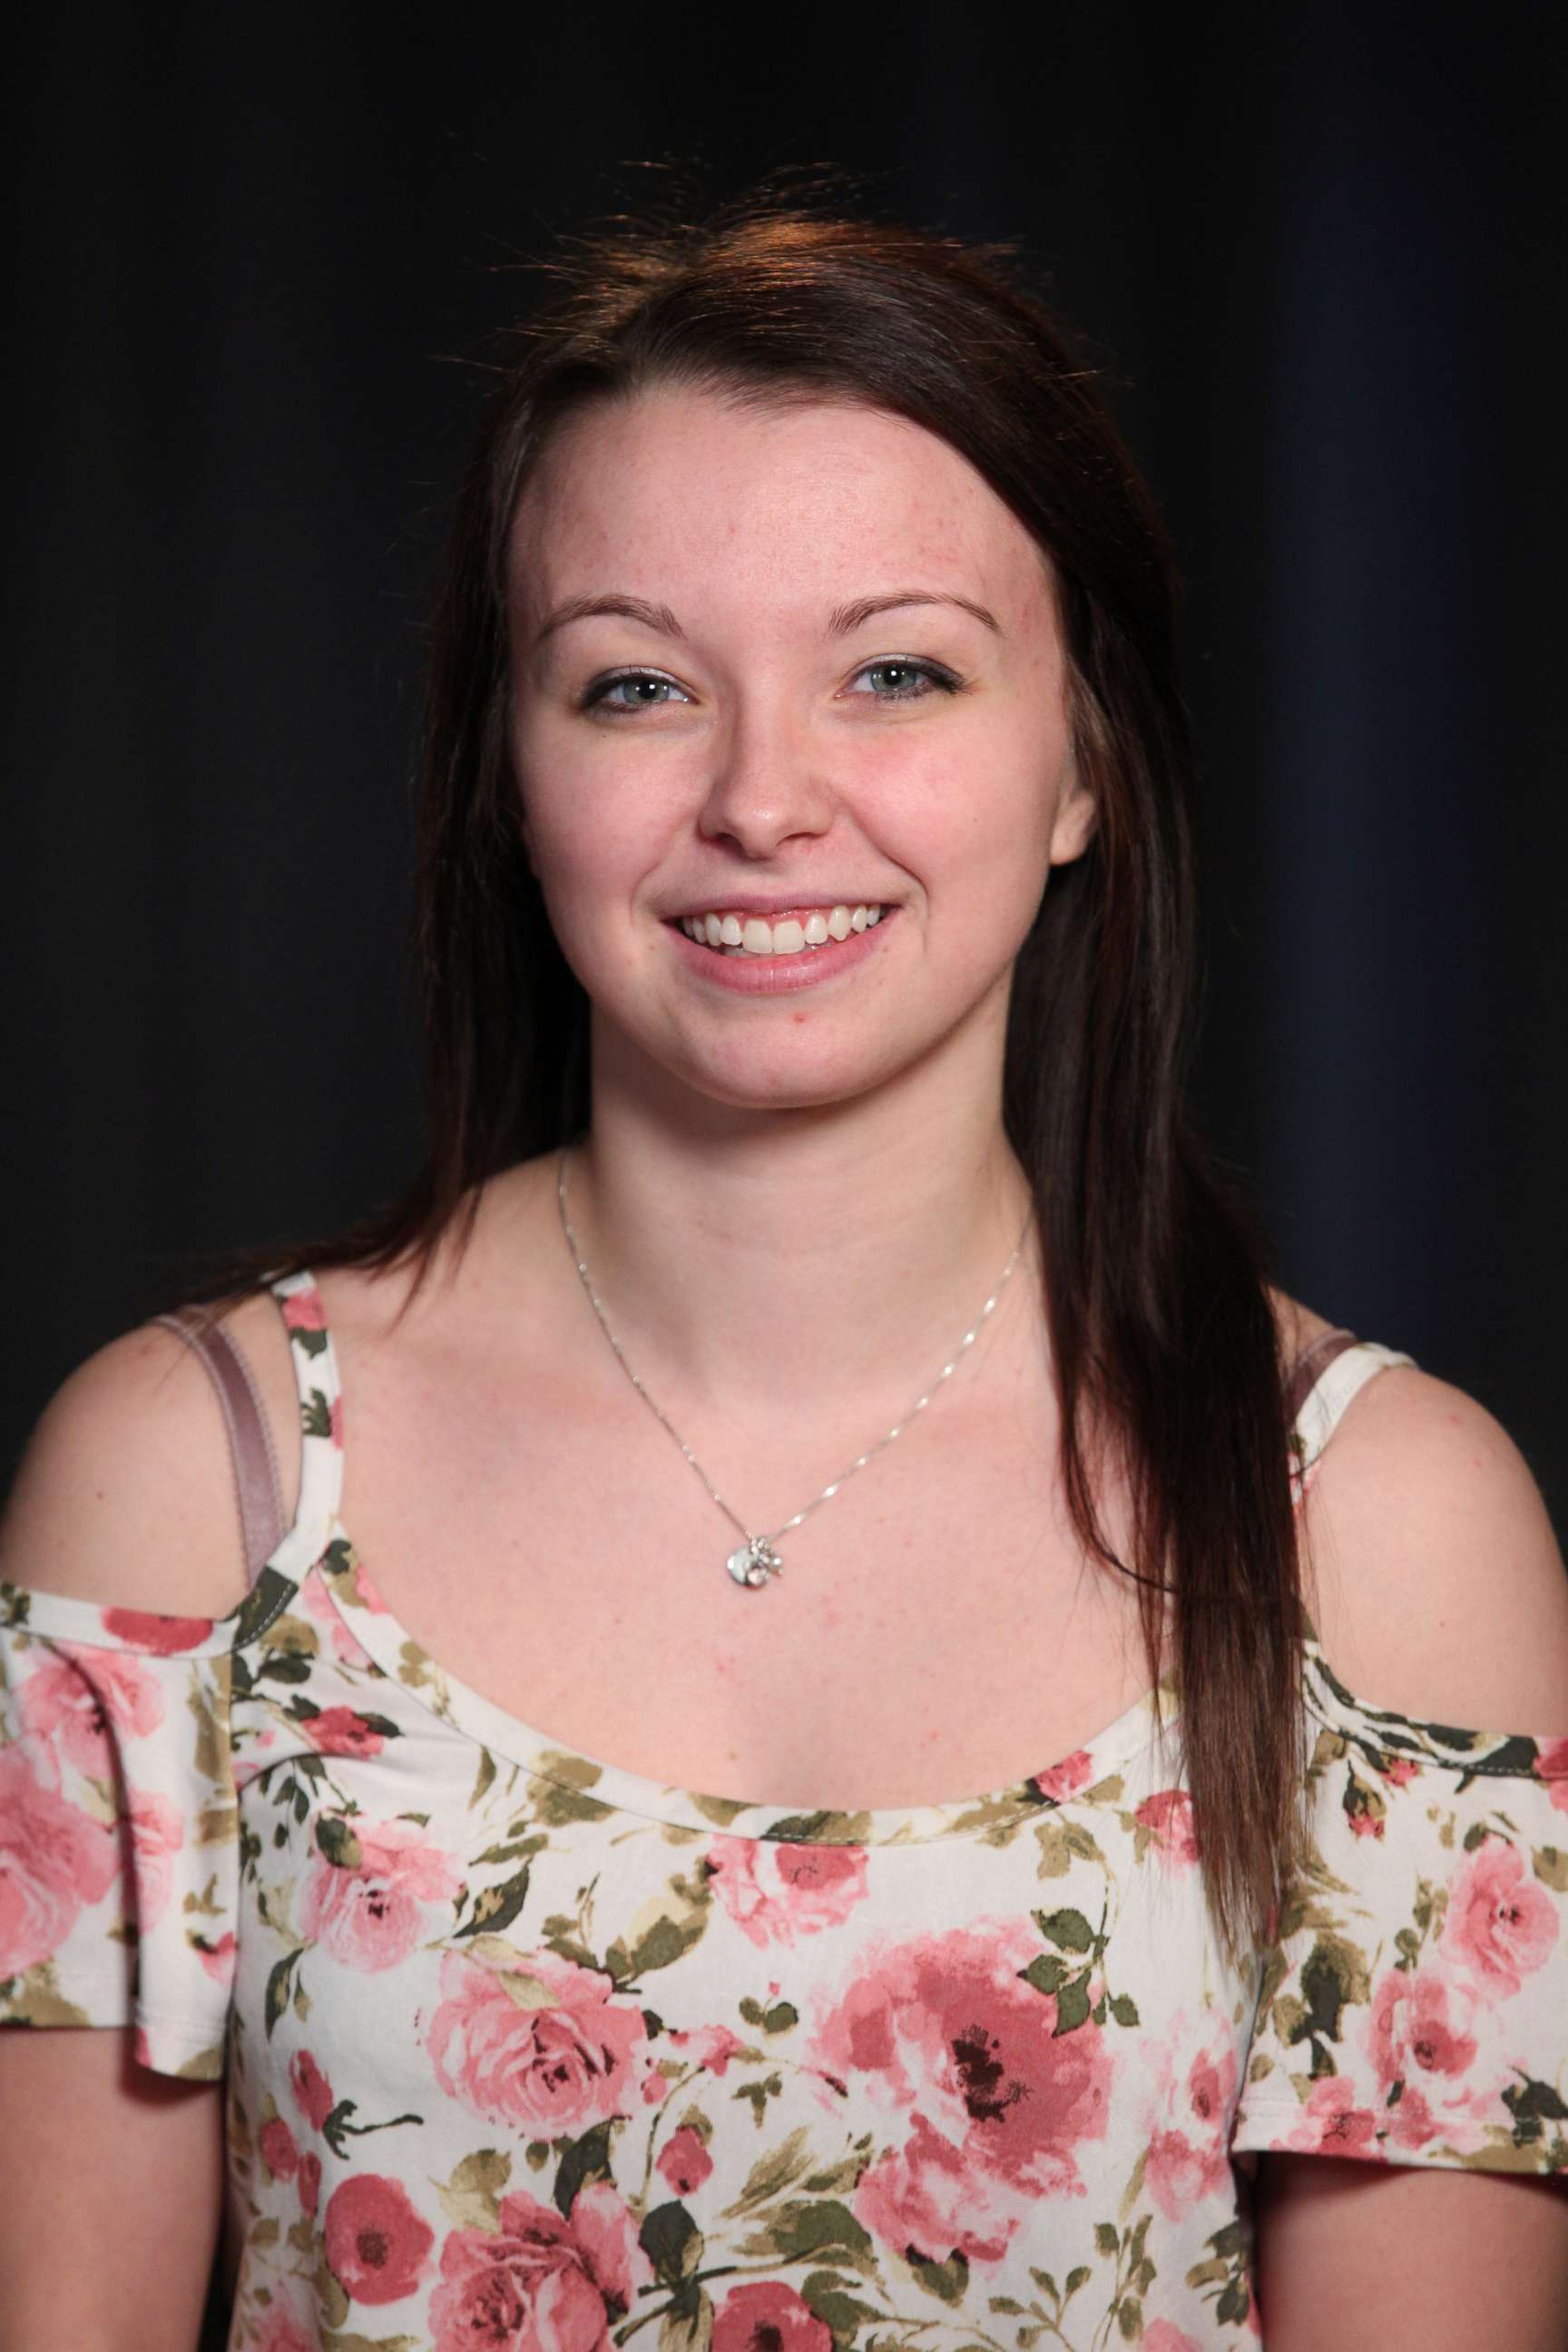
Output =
[{"x1": 515, "y1": 734, "x2": 675, "y2": 920}]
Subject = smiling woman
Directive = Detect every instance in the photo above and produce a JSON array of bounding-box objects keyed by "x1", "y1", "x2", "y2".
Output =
[{"x1": 2, "y1": 175, "x2": 1565, "y2": 2350}]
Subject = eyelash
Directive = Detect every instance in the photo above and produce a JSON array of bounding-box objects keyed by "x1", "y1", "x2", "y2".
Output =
[{"x1": 578, "y1": 657, "x2": 963, "y2": 717}]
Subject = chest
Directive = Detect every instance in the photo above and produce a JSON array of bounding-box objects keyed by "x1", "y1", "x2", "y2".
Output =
[{"x1": 329, "y1": 1320, "x2": 1156, "y2": 1810}]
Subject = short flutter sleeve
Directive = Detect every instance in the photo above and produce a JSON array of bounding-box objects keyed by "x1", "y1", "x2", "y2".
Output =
[
  {"x1": 1230, "y1": 1644, "x2": 1568, "y2": 2174},
  {"x1": 0, "y1": 1582, "x2": 240, "y2": 2079}
]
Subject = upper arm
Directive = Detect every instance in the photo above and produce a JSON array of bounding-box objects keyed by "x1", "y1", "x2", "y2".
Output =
[
  {"x1": 1298, "y1": 1360, "x2": 1568, "y2": 1736},
  {"x1": 0, "y1": 1302, "x2": 291, "y2": 2347},
  {"x1": 0, "y1": 2028, "x2": 228, "y2": 2349},
  {"x1": 0, "y1": 1295, "x2": 299, "y2": 1614},
  {"x1": 1253, "y1": 2152, "x2": 1568, "y2": 2350},
  {"x1": 1253, "y1": 1357, "x2": 1568, "y2": 2346}
]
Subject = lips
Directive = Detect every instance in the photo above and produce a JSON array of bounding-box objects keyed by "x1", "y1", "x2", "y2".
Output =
[{"x1": 666, "y1": 903, "x2": 897, "y2": 992}]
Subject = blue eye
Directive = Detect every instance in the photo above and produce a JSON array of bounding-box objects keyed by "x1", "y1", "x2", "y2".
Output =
[
  {"x1": 848, "y1": 659, "x2": 957, "y2": 702},
  {"x1": 582, "y1": 671, "x2": 691, "y2": 715},
  {"x1": 579, "y1": 657, "x2": 962, "y2": 717}
]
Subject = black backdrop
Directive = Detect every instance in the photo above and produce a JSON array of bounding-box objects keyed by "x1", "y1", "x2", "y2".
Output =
[{"x1": 5, "y1": 3, "x2": 1565, "y2": 1534}]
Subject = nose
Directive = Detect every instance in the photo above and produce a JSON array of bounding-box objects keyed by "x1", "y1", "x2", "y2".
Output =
[{"x1": 695, "y1": 694, "x2": 837, "y2": 861}]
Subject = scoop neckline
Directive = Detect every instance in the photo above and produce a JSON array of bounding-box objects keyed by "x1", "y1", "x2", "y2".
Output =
[{"x1": 310, "y1": 1529, "x2": 1181, "y2": 1847}]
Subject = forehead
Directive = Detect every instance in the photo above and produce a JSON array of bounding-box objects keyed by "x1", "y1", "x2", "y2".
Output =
[{"x1": 507, "y1": 385, "x2": 1053, "y2": 626}]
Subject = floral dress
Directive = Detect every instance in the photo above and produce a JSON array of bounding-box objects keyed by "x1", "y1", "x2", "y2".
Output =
[{"x1": 2, "y1": 1270, "x2": 1565, "y2": 2352}]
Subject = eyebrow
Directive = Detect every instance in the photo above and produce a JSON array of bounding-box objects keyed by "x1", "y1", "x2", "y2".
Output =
[{"x1": 530, "y1": 588, "x2": 1002, "y2": 650}]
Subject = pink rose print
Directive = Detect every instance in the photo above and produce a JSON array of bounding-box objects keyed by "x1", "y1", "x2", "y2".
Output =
[
  {"x1": 855, "y1": 2105, "x2": 1050, "y2": 2266},
  {"x1": 706, "y1": 1838, "x2": 867, "y2": 1949},
  {"x1": 1134, "y1": 1788, "x2": 1201, "y2": 1868},
  {"x1": 1143, "y1": 2327, "x2": 1206, "y2": 2352},
  {"x1": 1535, "y1": 1738, "x2": 1568, "y2": 1816},
  {"x1": 428, "y1": 2177, "x2": 652, "y2": 2352},
  {"x1": 1375, "y1": 1750, "x2": 1421, "y2": 1787},
  {"x1": 347, "y1": 1556, "x2": 394, "y2": 1614},
  {"x1": 282, "y1": 1291, "x2": 327, "y2": 1334},
  {"x1": 1142, "y1": 2007, "x2": 1238, "y2": 2220},
  {"x1": 297, "y1": 1568, "x2": 374, "y2": 1668},
  {"x1": 301, "y1": 1707, "x2": 386, "y2": 1759},
  {"x1": 297, "y1": 2151, "x2": 321, "y2": 2218},
  {"x1": 666, "y1": 2021, "x2": 747, "y2": 2077},
  {"x1": 20, "y1": 1646, "x2": 165, "y2": 1774},
  {"x1": 290, "y1": 2047, "x2": 336, "y2": 2132},
  {"x1": 1440, "y1": 1838, "x2": 1558, "y2": 1998},
  {"x1": 655, "y1": 2122, "x2": 713, "y2": 2197},
  {"x1": 713, "y1": 2280, "x2": 834, "y2": 2352},
  {"x1": 807, "y1": 1919, "x2": 1112, "y2": 2262},
  {"x1": 1034, "y1": 1748, "x2": 1093, "y2": 1803},
  {"x1": 1276, "y1": 2073, "x2": 1383, "y2": 2159},
  {"x1": 125, "y1": 1790, "x2": 184, "y2": 1930},
  {"x1": 427, "y1": 1945, "x2": 649, "y2": 2132},
  {"x1": 99, "y1": 1608, "x2": 213, "y2": 1654},
  {"x1": 193, "y1": 1930, "x2": 237, "y2": 1984},
  {"x1": 254, "y1": 2304, "x2": 317, "y2": 2352},
  {"x1": 1365, "y1": 1962, "x2": 1481, "y2": 2150},
  {"x1": 259, "y1": 2115, "x2": 299, "y2": 2181},
  {"x1": 323, "y1": 2171, "x2": 434, "y2": 2306},
  {"x1": 0, "y1": 1744, "x2": 118, "y2": 1976},
  {"x1": 298, "y1": 1818, "x2": 460, "y2": 1972}
]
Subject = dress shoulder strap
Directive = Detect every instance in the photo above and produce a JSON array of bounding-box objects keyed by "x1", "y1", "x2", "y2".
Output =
[
  {"x1": 149, "y1": 1269, "x2": 345, "y2": 1603},
  {"x1": 1286, "y1": 1328, "x2": 1418, "y2": 1488},
  {"x1": 1281, "y1": 1326, "x2": 1358, "y2": 1425},
  {"x1": 151, "y1": 1307, "x2": 289, "y2": 1584}
]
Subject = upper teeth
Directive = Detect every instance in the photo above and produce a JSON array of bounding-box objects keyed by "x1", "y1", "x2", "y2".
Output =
[{"x1": 679, "y1": 905, "x2": 886, "y2": 956}]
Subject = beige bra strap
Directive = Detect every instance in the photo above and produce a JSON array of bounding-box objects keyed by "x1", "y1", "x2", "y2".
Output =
[
  {"x1": 152, "y1": 1308, "x2": 289, "y2": 1583},
  {"x1": 1282, "y1": 1325, "x2": 1359, "y2": 1428}
]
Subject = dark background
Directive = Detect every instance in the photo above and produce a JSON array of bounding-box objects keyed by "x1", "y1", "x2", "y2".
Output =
[{"x1": 4, "y1": 4, "x2": 1564, "y2": 1533}]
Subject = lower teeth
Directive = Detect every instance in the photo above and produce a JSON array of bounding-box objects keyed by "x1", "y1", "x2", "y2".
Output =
[{"x1": 718, "y1": 939, "x2": 825, "y2": 957}]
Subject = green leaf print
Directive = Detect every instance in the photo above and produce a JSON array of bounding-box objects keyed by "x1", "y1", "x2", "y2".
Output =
[
  {"x1": 264, "y1": 1949, "x2": 302, "y2": 2038},
  {"x1": 730, "y1": 2127, "x2": 818, "y2": 2214},
  {"x1": 735, "y1": 2199, "x2": 875, "y2": 2271},
  {"x1": 432, "y1": 2154, "x2": 512, "y2": 2220},
  {"x1": 1504, "y1": 2074, "x2": 1568, "y2": 2138},
  {"x1": 554, "y1": 2118, "x2": 615, "y2": 2219},
  {"x1": 301, "y1": 1385, "x2": 334, "y2": 1438},
  {"x1": 454, "y1": 1866, "x2": 533, "y2": 1940},
  {"x1": 1053, "y1": 1975, "x2": 1093, "y2": 2036},
  {"x1": 641, "y1": 2200, "x2": 703, "y2": 2286},
  {"x1": 906, "y1": 2249, "x2": 969, "y2": 2304},
  {"x1": 314, "y1": 1816, "x2": 363, "y2": 1870},
  {"x1": 1037, "y1": 1906, "x2": 1095, "y2": 1954},
  {"x1": 320, "y1": 2333, "x2": 422, "y2": 2351},
  {"x1": 799, "y1": 2270, "x2": 887, "y2": 2333},
  {"x1": 231, "y1": 1565, "x2": 299, "y2": 1649},
  {"x1": 1534, "y1": 1845, "x2": 1568, "y2": 1890},
  {"x1": 1295, "y1": 1933, "x2": 1371, "y2": 2052}
]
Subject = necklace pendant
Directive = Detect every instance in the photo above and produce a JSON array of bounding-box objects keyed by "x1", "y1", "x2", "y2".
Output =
[{"x1": 727, "y1": 1536, "x2": 782, "y2": 1589}]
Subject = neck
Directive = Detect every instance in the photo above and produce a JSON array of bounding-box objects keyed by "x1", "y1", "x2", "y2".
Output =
[{"x1": 544, "y1": 1032, "x2": 1045, "y2": 1438}]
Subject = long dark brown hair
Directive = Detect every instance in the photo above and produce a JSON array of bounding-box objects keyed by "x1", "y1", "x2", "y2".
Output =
[{"x1": 182, "y1": 172, "x2": 1308, "y2": 1972}]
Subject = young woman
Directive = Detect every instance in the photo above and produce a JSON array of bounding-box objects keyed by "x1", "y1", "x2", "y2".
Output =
[{"x1": 3, "y1": 186, "x2": 1565, "y2": 2350}]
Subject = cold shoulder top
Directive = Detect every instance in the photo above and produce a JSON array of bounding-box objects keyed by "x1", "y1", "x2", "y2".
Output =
[{"x1": 2, "y1": 1271, "x2": 1565, "y2": 2351}]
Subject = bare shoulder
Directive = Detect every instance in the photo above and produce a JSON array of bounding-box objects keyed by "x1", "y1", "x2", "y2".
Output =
[
  {"x1": 0, "y1": 1289, "x2": 302, "y2": 1618},
  {"x1": 1298, "y1": 1343, "x2": 1568, "y2": 1738}
]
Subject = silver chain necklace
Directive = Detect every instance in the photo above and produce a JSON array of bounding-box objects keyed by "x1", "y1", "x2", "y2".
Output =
[{"x1": 555, "y1": 1145, "x2": 1034, "y2": 1588}]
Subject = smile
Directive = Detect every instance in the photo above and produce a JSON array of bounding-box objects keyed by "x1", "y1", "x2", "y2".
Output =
[
  {"x1": 665, "y1": 904, "x2": 897, "y2": 995},
  {"x1": 676, "y1": 903, "x2": 887, "y2": 958}
]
